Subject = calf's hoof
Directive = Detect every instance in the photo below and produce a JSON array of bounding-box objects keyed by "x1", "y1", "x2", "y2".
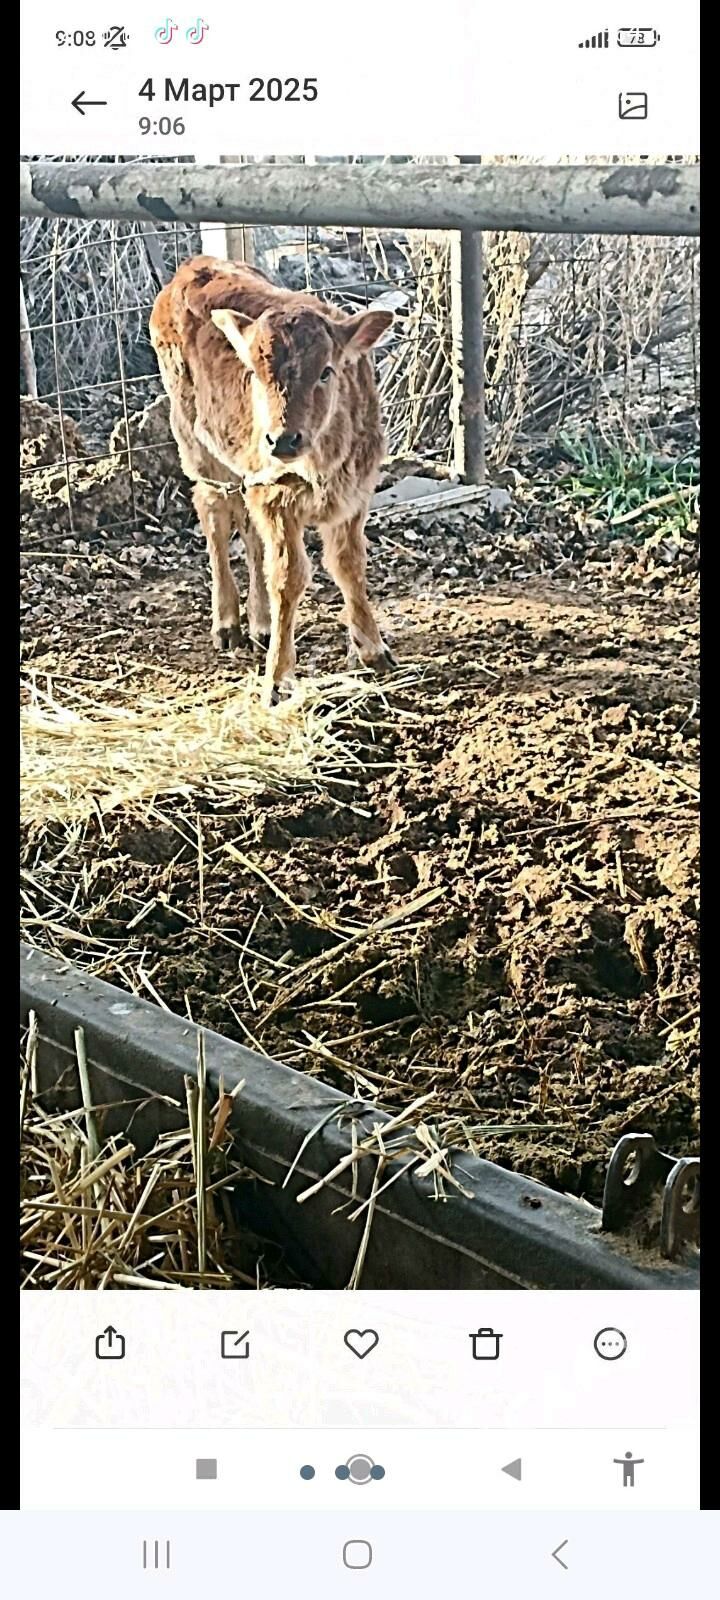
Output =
[
  {"x1": 261, "y1": 675, "x2": 294, "y2": 710},
  {"x1": 212, "y1": 623, "x2": 244, "y2": 653},
  {"x1": 250, "y1": 631, "x2": 271, "y2": 659},
  {"x1": 347, "y1": 642, "x2": 396, "y2": 675},
  {"x1": 363, "y1": 646, "x2": 397, "y2": 676}
]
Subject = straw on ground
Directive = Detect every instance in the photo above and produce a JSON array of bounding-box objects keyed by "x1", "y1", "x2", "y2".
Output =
[{"x1": 20, "y1": 667, "x2": 408, "y2": 829}]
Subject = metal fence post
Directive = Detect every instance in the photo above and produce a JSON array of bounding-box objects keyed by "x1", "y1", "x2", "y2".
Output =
[
  {"x1": 20, "y1": 275, "x2": 38, "y2": 398},
  {"x1": 199, "y1": 155, "x2": 256, "y2": 266},
  {"x1": 450, "y1": 156, "x2": 486, "y2": 484},
  {"x1": 450, "y1": 227, "x2": 487, "y2": 483}
]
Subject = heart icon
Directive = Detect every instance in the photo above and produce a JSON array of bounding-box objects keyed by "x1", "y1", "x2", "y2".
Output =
[{"x1": 344, "y1": 1328, "x2": 380, "y2": 1359}]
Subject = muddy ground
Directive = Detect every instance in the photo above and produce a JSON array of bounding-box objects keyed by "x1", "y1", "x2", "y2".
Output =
[{"x1": 20, "y1": 411, "x2": 699, "y2": 1209}]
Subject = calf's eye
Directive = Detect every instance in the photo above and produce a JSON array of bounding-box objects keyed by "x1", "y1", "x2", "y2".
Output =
[{"x1": 320, "y1": 366, "x2": 333, "y2": 383}]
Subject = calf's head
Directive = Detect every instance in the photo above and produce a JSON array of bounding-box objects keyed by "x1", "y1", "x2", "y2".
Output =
[{"x1": 210, "y1": 305, "x2": 392, "y2": 467}]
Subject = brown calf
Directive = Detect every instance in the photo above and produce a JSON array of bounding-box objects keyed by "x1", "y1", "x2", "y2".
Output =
[{"x1": 149, "y1": 255, "x2": 394, "y2": 703}]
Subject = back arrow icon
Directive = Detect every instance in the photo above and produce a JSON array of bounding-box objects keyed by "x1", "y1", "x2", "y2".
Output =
[
  {"x1": 72, "y1": 91, "x2": 108, "y2": 115},
  {"x1": 551, "y1": 1540, "x2": 569, "y2": 1570}
]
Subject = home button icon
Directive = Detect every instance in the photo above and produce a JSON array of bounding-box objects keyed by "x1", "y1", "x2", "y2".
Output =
[{"x1": 343, "y1": 1540, "x2": 373, "y2": 1570}]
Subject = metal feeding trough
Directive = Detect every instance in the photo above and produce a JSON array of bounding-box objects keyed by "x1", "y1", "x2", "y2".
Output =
[{"x1": 20, "y1": 943, "x2": 699, "y2": 1291}]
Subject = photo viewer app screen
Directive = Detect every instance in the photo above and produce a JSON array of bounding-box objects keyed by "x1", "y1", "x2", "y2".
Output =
[{"x1": 16, "y1": 1, "x2": 705, "y2": 1593}]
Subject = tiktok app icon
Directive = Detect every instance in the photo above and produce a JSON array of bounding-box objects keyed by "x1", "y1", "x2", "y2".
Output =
[
  {"x1": 154, "y1": 18, "x2": 178, "y2": 42},
  {"x1": 153, "y1": 18, "x2": 209, "y2": 43}
]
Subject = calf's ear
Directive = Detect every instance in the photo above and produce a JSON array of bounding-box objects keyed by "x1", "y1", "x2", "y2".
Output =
[
  {"x1": 211, "y1": 308, "x2": 256, "y2": 368},
  {"x1": 335, "y1": 309, "x2": 394, "y2": 355}
]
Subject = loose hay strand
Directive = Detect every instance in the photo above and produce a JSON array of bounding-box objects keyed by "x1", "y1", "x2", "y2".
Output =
[
  {"x1": 346, "y1": 1154, "x2": 387, "y2": 1290},
  {"x1": 74, "y1": 1025, "x2": 99, "y2": 1166},
  {"x1": 195, "y1": 1032, "x2": 208, "y2": 1281}
]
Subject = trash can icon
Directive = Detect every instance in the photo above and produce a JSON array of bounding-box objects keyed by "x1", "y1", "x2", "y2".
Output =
[{"x1": 469, "y1": 1328, "x2": 503, "y2": 1360}]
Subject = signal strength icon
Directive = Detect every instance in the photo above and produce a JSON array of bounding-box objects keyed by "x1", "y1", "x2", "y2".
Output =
[{"x1": 579, "y1": 29, "x2": 609, "y2": 48}]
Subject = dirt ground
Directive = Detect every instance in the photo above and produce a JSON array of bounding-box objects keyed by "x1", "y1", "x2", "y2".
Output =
[{"x1": 20, "y1": 419, "x2": 699, "y2": 1209}]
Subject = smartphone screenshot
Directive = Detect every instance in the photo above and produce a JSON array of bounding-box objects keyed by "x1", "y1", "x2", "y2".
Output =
[{"x1": 16, "y1": 2, "x2": 706, "y2": 1592}]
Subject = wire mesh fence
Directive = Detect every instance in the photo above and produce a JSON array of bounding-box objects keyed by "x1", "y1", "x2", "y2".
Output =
[{"x1": 20, "y1": 157, "x2": 700, "y2": 549}]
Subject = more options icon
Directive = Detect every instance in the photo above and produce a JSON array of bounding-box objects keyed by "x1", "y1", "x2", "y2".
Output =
[{"x1": 594, "y1": 1327, "x2": 628, "y2": 1361}]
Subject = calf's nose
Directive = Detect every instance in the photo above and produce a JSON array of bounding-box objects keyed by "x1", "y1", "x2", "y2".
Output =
[{"x1": 268, "y1": 430, "x2": 304, "y2": 459}]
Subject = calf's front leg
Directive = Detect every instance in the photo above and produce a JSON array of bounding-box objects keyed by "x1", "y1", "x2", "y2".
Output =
[
  {"x1": 246, "y1": 494, "x2": 310, "y2": 706},
  {"x1": 239, "y1": 517, "x2": 272, "y2": 653},
  {"x1": 192, "y1": 482, "x2": 243, "y2": 652}
]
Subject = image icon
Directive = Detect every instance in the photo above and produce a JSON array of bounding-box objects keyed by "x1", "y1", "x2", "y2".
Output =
[{"x1": 618, "y1": 90, "x2": 649, "y2": 119}]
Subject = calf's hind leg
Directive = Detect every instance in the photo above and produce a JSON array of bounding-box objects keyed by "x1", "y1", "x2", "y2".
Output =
[{"x1": 322, "y1": 512, "x2": 394, "y2": 672}]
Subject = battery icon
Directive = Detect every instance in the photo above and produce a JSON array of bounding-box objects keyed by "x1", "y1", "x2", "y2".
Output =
[{"x1": 617, "y1": 27, "x2": 661, "y2": 46}]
